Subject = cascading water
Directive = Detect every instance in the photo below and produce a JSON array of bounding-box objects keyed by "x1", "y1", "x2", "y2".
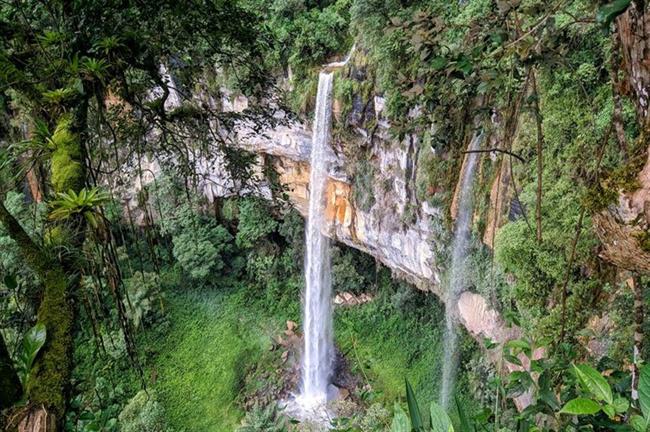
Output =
[
  {"x1": 440, "y1": 131, "x2": 482, "y2": 409},
  {"x1": 283, "y1": 47, "x2": 354, "y2": 425},
  {"x1": 297, "y1": 71, "x2": 335, "y2": 412}
]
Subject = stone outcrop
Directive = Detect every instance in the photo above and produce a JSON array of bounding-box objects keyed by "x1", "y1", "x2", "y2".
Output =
[
  {"x1": 245, "y1": 116, "x2": 443, "y2": 290},
  {"x1": 126, "y1": 59, "x2": 532, "y2": 405},
  {"x1": 227, "y1": 93, "x2": 534, "y2": 381}
]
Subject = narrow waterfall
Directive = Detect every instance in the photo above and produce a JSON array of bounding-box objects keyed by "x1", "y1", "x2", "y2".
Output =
[
  {"x1": 299, "y1": 71, "x2": 335, "y2": 409},
  {"x1": 440, "y1": 132, "x2": 482, "y2": 409}
]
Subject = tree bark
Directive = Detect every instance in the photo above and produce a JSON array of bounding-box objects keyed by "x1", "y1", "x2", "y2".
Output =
[
  {"x1": 616, "y1": 1, "x2": 650, "y2": 125},
  {"x1": 595, "y1": 2, "x2": 650, "y2": 275},
  {"x1": 0, "y1": 198, "x2": 72, "y2": 427}
]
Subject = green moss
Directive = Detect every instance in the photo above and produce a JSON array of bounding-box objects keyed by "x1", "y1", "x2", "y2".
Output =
[
  {"x1": 352, "y1": 158, "x2": 376, "y2": 212},
  {"x1": 582, "y1": 183, "x2": 618, "y2": 212},
  {"x1": 49, "y1": 115, "x2": 84, "y2": 194},
  {"x1": 27, "y1": 268, "x2": 73, "y2": 419},
  {"x1": 635, "y1": 230, "x2": 650, "y2": 253},
  {"x1": 44, "y1": 225, "x2": 66, "y2": 248}
]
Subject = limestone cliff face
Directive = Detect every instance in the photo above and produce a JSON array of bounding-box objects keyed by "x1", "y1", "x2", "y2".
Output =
[
  {"x1": 239, "y1": 100, "x2": 443, "y2": 291},
  {"x1": 235, "y1": 103, "x2": 539, "y2": 405}
]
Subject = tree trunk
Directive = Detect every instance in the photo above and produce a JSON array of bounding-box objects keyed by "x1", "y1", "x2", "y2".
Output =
[
  {"x1": 616, "y1": 1, "x2": 650, "y2": 124},
  {"x1": 595, "y1": 2, "x2": 650, "y2": 275},
  {"x1": 0, "y1": 198, "x2": 72, "y2": 428},
  {"x1": 1, "y1": 109, "x2": 88, "y2": 431},
  {"x1": 0, "y1": 330, "x2": 21, "y2": 410}
]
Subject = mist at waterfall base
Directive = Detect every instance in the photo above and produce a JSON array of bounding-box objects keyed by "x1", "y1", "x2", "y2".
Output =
[
  {"x1": 283, "y1": 72, "x2": 337, "y2": 423},
  {"x1": 440, "y1": 132, "x2": 482, "y2": 409}
]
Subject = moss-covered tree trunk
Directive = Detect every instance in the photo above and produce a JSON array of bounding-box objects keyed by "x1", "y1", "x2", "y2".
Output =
[
  {"x1": 1, "y1": 106, "x2": 88, "y2": 431},
  {"x1": 594, "y1": 1, "x2": 650, "y2": 274},
  {"x1": 0, "y1": 197, "x2": 72, "y2": 431},
  {"x1": 0, "y1": 330, "x2": 21, "y2": 411}
]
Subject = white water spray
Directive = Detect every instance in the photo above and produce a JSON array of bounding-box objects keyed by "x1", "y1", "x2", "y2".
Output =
[
  {"x1": 283, "y1": 46, "x2": 354, "y2": 424},
  {"x1": 298, "y1": 71, "x2": 335, "y2": 412},
  {"x1": 440, "y1": 132, "x2": 482, "y2": 409}
]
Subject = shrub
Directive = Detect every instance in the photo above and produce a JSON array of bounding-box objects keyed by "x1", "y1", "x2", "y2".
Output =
[
  {"x1": 331, "y1": 245, "x2": 375, "y2": 294},
  {"x1": 123, "y1": 271, "x2": 163, "y2": 329},
  {"x1": 172, "y1": 222, "x2": 233, "y2": 282},
  {"x1": 236, "y1": 404, "x2": 287, "y2": 432},
  {"x1": 356, "y1": 403, "x2": 391, "y2": 431},
  {"x1": 118, "y1": 390, "x2": 169, "y2": 432},
  {"x1": 235, "y1": 197, "x2": 278, "y2": 249}
]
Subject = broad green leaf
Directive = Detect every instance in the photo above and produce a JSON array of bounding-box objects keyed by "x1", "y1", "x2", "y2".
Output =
[
  {"x1": 391, "y1": 404, "x2": 411, "y2": 432},
  {"x1": 640, "y1": 365, "x2": 650, "y2": 419},
  {"x1": 405, "y1": 379, "x2": 424, "y2": 431},
  {"x1": 538, "y1": 389, "x2": 560, "y2": 410},
  {"x1": 573, "y1": 364, "x2": 613, "y2": 404},
  {"x1": 17, "y1": 323, "x2": 47, "y2": 386},
  {"x1": 429, "y1": 401, "x2": 454, "y2": 432},
  {"x1": 613, "y1": 396, "x2": 629, "y2": 413},
  {"x1": 597, "y1": 0, "x2": 632, "y2": 26},
  {"x1": 559, "y1": 398, "x2": 601, "y2": 415},
  {"x1": 3, "y1": 274, "x2": 17, "y2": 290},
  {"x1": 638, "y1": 365, "x2": 650, "y2": 431},
  {"x1": 505, "y1": 339, "x2": 531, "y2": 352},
  {"x1": 455, "y1": 395, "x2": 473, "y2": 432},
  {"x1": 430, "y1": 57, "x2": 448, "y2": 71},
  {"x1": 483, "y1": 337, "x2": 497, "y2": 350},
  {"x1": 630, "y1": 415, "x2": 647, "y2": 432},
  {"x1": 79, "y1": 412, "x2": 95, "y2": 421},
  {"x1": 603, "y1": 404, "x2": 615, "y2": 419},
  {"x1": 504, "y1": 354, "x2": 522, "y2": 367}
]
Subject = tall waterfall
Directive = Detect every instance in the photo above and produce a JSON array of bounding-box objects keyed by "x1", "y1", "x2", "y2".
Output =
[
  {"x1": 299, "y1": 71, "x2": 335, "y2": 409},
  {"x1": 440, "y1": 132, "x2": 482, "y2": 409}
]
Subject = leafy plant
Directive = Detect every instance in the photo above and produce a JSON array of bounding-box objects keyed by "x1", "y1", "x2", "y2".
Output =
[
  {"x1": 123, "y1": 272, "x2": 163, "y2": 329},
  {"x1": 16, "y1": 323, "x2": 47, "y2": 388},
  {"x1": 172, "y1": 221, "x2": 233, "y2": 282},
  {"x1": 559, "y1": 363, "x2": 650, "y2": 430},
  {"x1": 118, "y1": 389, "x2": 169, "y2": 432},
  {"x1": 235, "y1": 197, "x2": 278, "y2": 249},
  {"x1": 393, "y1": 379, "x2": 457, "y2": 432},
  {"x1": 237, "y1": 403, "x2": 287, "y2": 432},
  {"x1": 49, "y1": 187, "x2": 110, "y2": 229}
]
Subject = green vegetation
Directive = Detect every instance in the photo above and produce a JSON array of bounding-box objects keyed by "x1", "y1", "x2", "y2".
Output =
[
  {"x1": 336, "y1": 275, "x2": 446, "y2": 404},
  {"x1": 151, "y1": 288, "x2": 273, "y2": 431},
  {"x1": 1, "y1": 0, "x2": 650, "y2": 431}
]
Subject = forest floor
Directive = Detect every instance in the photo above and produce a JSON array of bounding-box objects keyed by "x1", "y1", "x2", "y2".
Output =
[
  {"x1": 145, "y1": 286, "x2": 279, "y2": 431},
  {"x1": 140, "y1": 281, "x2": 449, "y2": 430}
]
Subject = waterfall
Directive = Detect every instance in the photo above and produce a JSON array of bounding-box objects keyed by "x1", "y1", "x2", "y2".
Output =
[
  {"x1": 299, "y1": 71, "x2": 335, "y2": 410},
  {"x1": 440, "y1": 132, "x2": 482, "y2": 409}
]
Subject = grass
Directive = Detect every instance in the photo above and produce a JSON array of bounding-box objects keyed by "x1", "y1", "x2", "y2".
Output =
[
  {"x1": 334, "y1": 288, "x2": 445, "y2": 405},
  {"x1": 140, "y1": 272, "x2": 461, "y2": 431},
  {"x1": 147, "y1": 286, "x2": 282, "y2": 431}
]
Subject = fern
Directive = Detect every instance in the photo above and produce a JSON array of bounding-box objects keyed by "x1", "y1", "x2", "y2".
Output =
[{"x1": 237, "y1": 404, "x2": 287, "y2": 432}]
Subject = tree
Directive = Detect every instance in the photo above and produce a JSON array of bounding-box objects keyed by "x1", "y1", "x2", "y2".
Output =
[
  {"x1": 593, "y1": 1, "x2": 650, "y2": 274},
  {"x1": 0, "y1": 1, "x2": 278, "y2": 428}
]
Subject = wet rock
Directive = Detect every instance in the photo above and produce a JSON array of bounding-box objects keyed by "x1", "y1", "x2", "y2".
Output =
[{"x1": 333, "y1": 292, "x2": 373, "y2": 306}]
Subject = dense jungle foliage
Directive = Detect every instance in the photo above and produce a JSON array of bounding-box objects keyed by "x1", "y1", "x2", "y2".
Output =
[{"x1": 1, "y1": 0, "x2": 650, "y2": 431}]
